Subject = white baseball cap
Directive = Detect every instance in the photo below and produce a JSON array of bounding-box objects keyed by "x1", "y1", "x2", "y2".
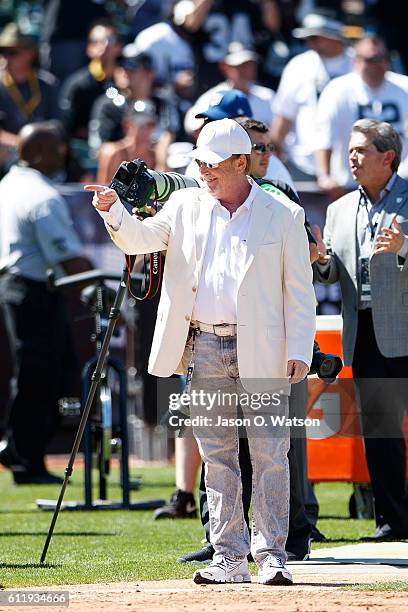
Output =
[
  {"x1": 189, "y1": 118, "x2": 251, "y2": 165},
  {"x1": 293, "y1": 13, "x2": 345, "y2": 42},
  {"x1": 223, "y1": 42, "x2": 258, "y2": 66}
]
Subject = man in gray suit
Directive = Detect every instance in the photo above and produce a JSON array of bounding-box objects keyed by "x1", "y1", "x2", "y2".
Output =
[{"x1": 314, "y1": 118, "x2": 408, "y2": 540}]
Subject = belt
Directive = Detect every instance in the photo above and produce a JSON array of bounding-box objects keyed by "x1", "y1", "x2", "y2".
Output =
[{"x1": 191, "y1": 321, "x2": 237, "y2": 336}]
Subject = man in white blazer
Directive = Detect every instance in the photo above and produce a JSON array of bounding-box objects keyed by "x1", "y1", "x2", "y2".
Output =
[{"x1": 85, "y1": 119, "x2": 316, "y2": 585}]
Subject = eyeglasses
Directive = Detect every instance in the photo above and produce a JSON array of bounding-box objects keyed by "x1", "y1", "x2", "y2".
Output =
[
  {"x1": 252, "y1": 143, "x2": 275, "y2": 153},
  {"x1": 195, "y1": 159, "x2": 220, "y2": 169},
  {"x1": 89, "y1": 35, "x2": 118, "y2": 45}
]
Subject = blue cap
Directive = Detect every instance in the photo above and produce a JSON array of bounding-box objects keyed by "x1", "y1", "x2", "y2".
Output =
[{"x1": 195, "y1": 89, "x2": 253, "y2": 121}]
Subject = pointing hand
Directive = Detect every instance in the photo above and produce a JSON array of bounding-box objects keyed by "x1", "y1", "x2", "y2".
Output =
[{"x1": 84, "y1": 184, "x2": 118, "y2": 212}]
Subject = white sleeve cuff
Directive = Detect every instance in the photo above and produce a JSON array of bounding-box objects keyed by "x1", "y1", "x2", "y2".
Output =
[
  {"x1": 288, "y1": 354, "x2": 311, "y2": 368},
  {"x1": 95, "y1": 197, "x2": 124, "y2": 231}
]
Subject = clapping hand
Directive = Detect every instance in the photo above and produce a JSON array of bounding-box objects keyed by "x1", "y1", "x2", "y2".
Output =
[{"x1": 374, "y1": 217, "x2": 405, "y2": 254}]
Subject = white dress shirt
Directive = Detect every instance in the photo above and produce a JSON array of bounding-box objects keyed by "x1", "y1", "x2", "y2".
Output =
[{"x1": 192, "y1": 181, "x2": 257, "y2": 324}]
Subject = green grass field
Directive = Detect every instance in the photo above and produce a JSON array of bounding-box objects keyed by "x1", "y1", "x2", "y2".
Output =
[{"x1": 0, "y1": 464, "x2": 387, "y2": 588}]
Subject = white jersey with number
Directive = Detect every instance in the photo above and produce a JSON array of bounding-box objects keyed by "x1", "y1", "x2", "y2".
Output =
[
  {"x1": 315, "y1": 71, "x2": 408, "y2": 187},
  {"x1": 273, "y1": 48, "x2": 354, "y2": 176}
]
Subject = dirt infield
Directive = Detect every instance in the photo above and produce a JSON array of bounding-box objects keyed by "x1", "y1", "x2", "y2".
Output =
[{"x1": 2, "y1": 559, "x2": 407, "y2": 612}]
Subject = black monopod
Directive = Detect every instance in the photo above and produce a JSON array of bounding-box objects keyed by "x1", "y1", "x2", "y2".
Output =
[{"x1": 40, "y1": 255, "x2": 135, "y2": 563}]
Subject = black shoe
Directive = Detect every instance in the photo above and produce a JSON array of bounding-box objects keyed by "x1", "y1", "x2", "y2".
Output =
[
  {"x1": 13, "y1": 470, "x2": 64, "y2": 485},
  {"x1": 310, "y1": 526, "x2": 326, "y2": 542},
  {"x1": 179, "y1": 544, "x2": 214, "y2": 564},
  {"x1": 153, "y1": 489, "x2": 197, "y2": 520},
  {"x1": 179, "y1": 544, "x2": 253, "y2": 564},
  {"x1": 0, "y1": 440, "x2": 28, "y2": 472},
  {"x1": 361, "y1": 524, "x2": 407, "y2": 542},
  {"x1": 286, "y1": 538, "x2": 311, "y2": 561},
  {"x1": 286, "y1": 549, "x2": 310, "y2": 561}
]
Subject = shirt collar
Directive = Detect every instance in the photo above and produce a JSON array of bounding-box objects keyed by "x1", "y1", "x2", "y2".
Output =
[
  {"x1": 213, "y1": 177, "x2": 256, "y2": 215},
  {"x1": 240, "y1": 177, "x2": 257, "y2": 211},
  {"x1": 359, "y1": 172, "x2": 397, "y2": 207},
  {"x1": 382, "y1": 172, "x2": 397, "y2": 194}
]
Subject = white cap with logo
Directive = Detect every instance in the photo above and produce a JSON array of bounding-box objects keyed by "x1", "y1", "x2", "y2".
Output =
[{"x1": 189, "y1": 118, "x2": 252, "y2": 165}]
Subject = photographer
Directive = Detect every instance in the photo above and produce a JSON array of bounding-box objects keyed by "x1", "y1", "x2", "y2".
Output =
[
  {"x1": 180, "y1": 117, "x2": 324, "y2": 564},
  {"x1": 85, "y1": 118, "x2": 316, "y2": 585}
]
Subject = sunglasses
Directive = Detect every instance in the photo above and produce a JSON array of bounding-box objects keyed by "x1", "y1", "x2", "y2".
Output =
[
  {"x1": 252, "y1": 142, "x2": 275, "y2": 153},
  {"x1": 195, "y1": 159, "x2": 220, "y2": 169},
  {"x1": 89, "y1": 35, "x2": 118, "y2": 45},
  {"x1": 358, "y1": 54, "x2": 389, "y2": 63},
  {"x1": 1, "y1": 49, "x2": 24, "y2": 57}
]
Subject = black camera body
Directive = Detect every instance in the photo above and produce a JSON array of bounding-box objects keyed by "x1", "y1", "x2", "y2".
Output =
[
  {"x1": 310, "y1": 341, "x2": 343, "y2": 382},
  {"x1": 109, "y1": 159, "x2": 155, "y2": 208}
]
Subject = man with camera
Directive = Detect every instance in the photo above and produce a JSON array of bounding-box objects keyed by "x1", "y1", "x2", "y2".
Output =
[
  {"x1": 179, "y1": 116, "x2": 323, "y2": 565},
  {"x1": 85, "y1": 118, "x2": 316, "y2": 585},
  {"x1": 314, "y1": 119, "x2": 408, "y2": 540}
]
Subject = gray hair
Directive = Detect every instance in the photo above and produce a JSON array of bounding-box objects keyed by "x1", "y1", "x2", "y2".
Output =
[{"x1": 351, "y1": 119, "x2": 402, "y2": 172}]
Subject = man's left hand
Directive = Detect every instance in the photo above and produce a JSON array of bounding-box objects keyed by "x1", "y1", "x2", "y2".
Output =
[
  {"x1": 374, "y1": 218, "x2": 405, "y2": 254},
  {"x1": 287, "y1": 360, "x2": 309, "y2": 384}
]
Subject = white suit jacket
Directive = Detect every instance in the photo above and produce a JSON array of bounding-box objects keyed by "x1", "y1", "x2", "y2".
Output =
[{"x1": 108, "y1": 181, "x2": 316, "y2": 393}]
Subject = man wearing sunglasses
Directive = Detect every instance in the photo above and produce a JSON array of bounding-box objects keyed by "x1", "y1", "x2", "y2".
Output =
[
  {"x1": 86, "y1": 118, "x2": 316, "y2": 585},
  {"x1": 0, "y1": 23, "x2": 59, "y2": 175},
  {"x1": 58, "y1": 19, "x2": 122, "y2": 140},
  {"x1": 178, "y1": 116, "x2": 319, "y2": 567}
]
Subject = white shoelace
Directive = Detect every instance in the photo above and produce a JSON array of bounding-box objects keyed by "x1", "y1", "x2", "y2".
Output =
[{"x1": 212, "y1": 557, "x2": 244, "y2": 572}]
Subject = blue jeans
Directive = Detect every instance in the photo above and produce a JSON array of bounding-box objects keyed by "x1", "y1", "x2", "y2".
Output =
[{"x1": 188, "y1": 331, "x2": 290, "y2": 565}]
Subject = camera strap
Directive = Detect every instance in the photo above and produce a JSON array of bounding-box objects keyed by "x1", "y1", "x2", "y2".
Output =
[
  {"x1": 124, "y1": 183, "x2": 164, "y2": 300},
  {"x1": 125, "y1": 252, "x2": 163, "y2": 300}
]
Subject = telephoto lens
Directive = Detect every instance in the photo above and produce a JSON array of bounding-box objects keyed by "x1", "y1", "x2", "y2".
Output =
[{"x1": 149, "y1": 170, "x2": 199, "y2": 201}]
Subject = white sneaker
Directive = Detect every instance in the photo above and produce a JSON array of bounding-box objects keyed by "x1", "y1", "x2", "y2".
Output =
[
  {"x1": 258, "y1": 556, "x2": 293, "y2": 585},
  {"x1": 193, "y1": 556, "x2": 251, "y2": 584}
]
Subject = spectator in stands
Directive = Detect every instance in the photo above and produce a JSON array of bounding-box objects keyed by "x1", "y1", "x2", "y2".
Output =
[
  {"x1": 89, "y1": 48, "x2": 179, "y2": 171},
  {"x1": 177, "y1": 0, "x2": 282, "y2": 97},
  {"x1": 130, "y1": 2, "x2": 196, "y2": 141},
  {"x1": 58, "y1": 19, "x2": 122, "y2": 141},
  {"x1": 96, "y1": 103, "x2": 157, "y2": 184},
  {"x1": 315, "y1": 35, "x2": 408, "y2": 200},
  {"x1": 0, "y1": 22, "x2": 59, "y2": 174},
  {"x1": 270, "y1": 12, "x2": 353, "y2": 182},
  {"x1": 184, "y1": 41, "x2": 275, "y2": 136},
  {"x1": 39, "y1": 0, "x2": 109, "y2": 84},
  {"x1": 255, "y1": 0, "x2": 302, "y2": 91},
  {"x1": 132, "y1": 2, "x2": 195, "y2": 90}
]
